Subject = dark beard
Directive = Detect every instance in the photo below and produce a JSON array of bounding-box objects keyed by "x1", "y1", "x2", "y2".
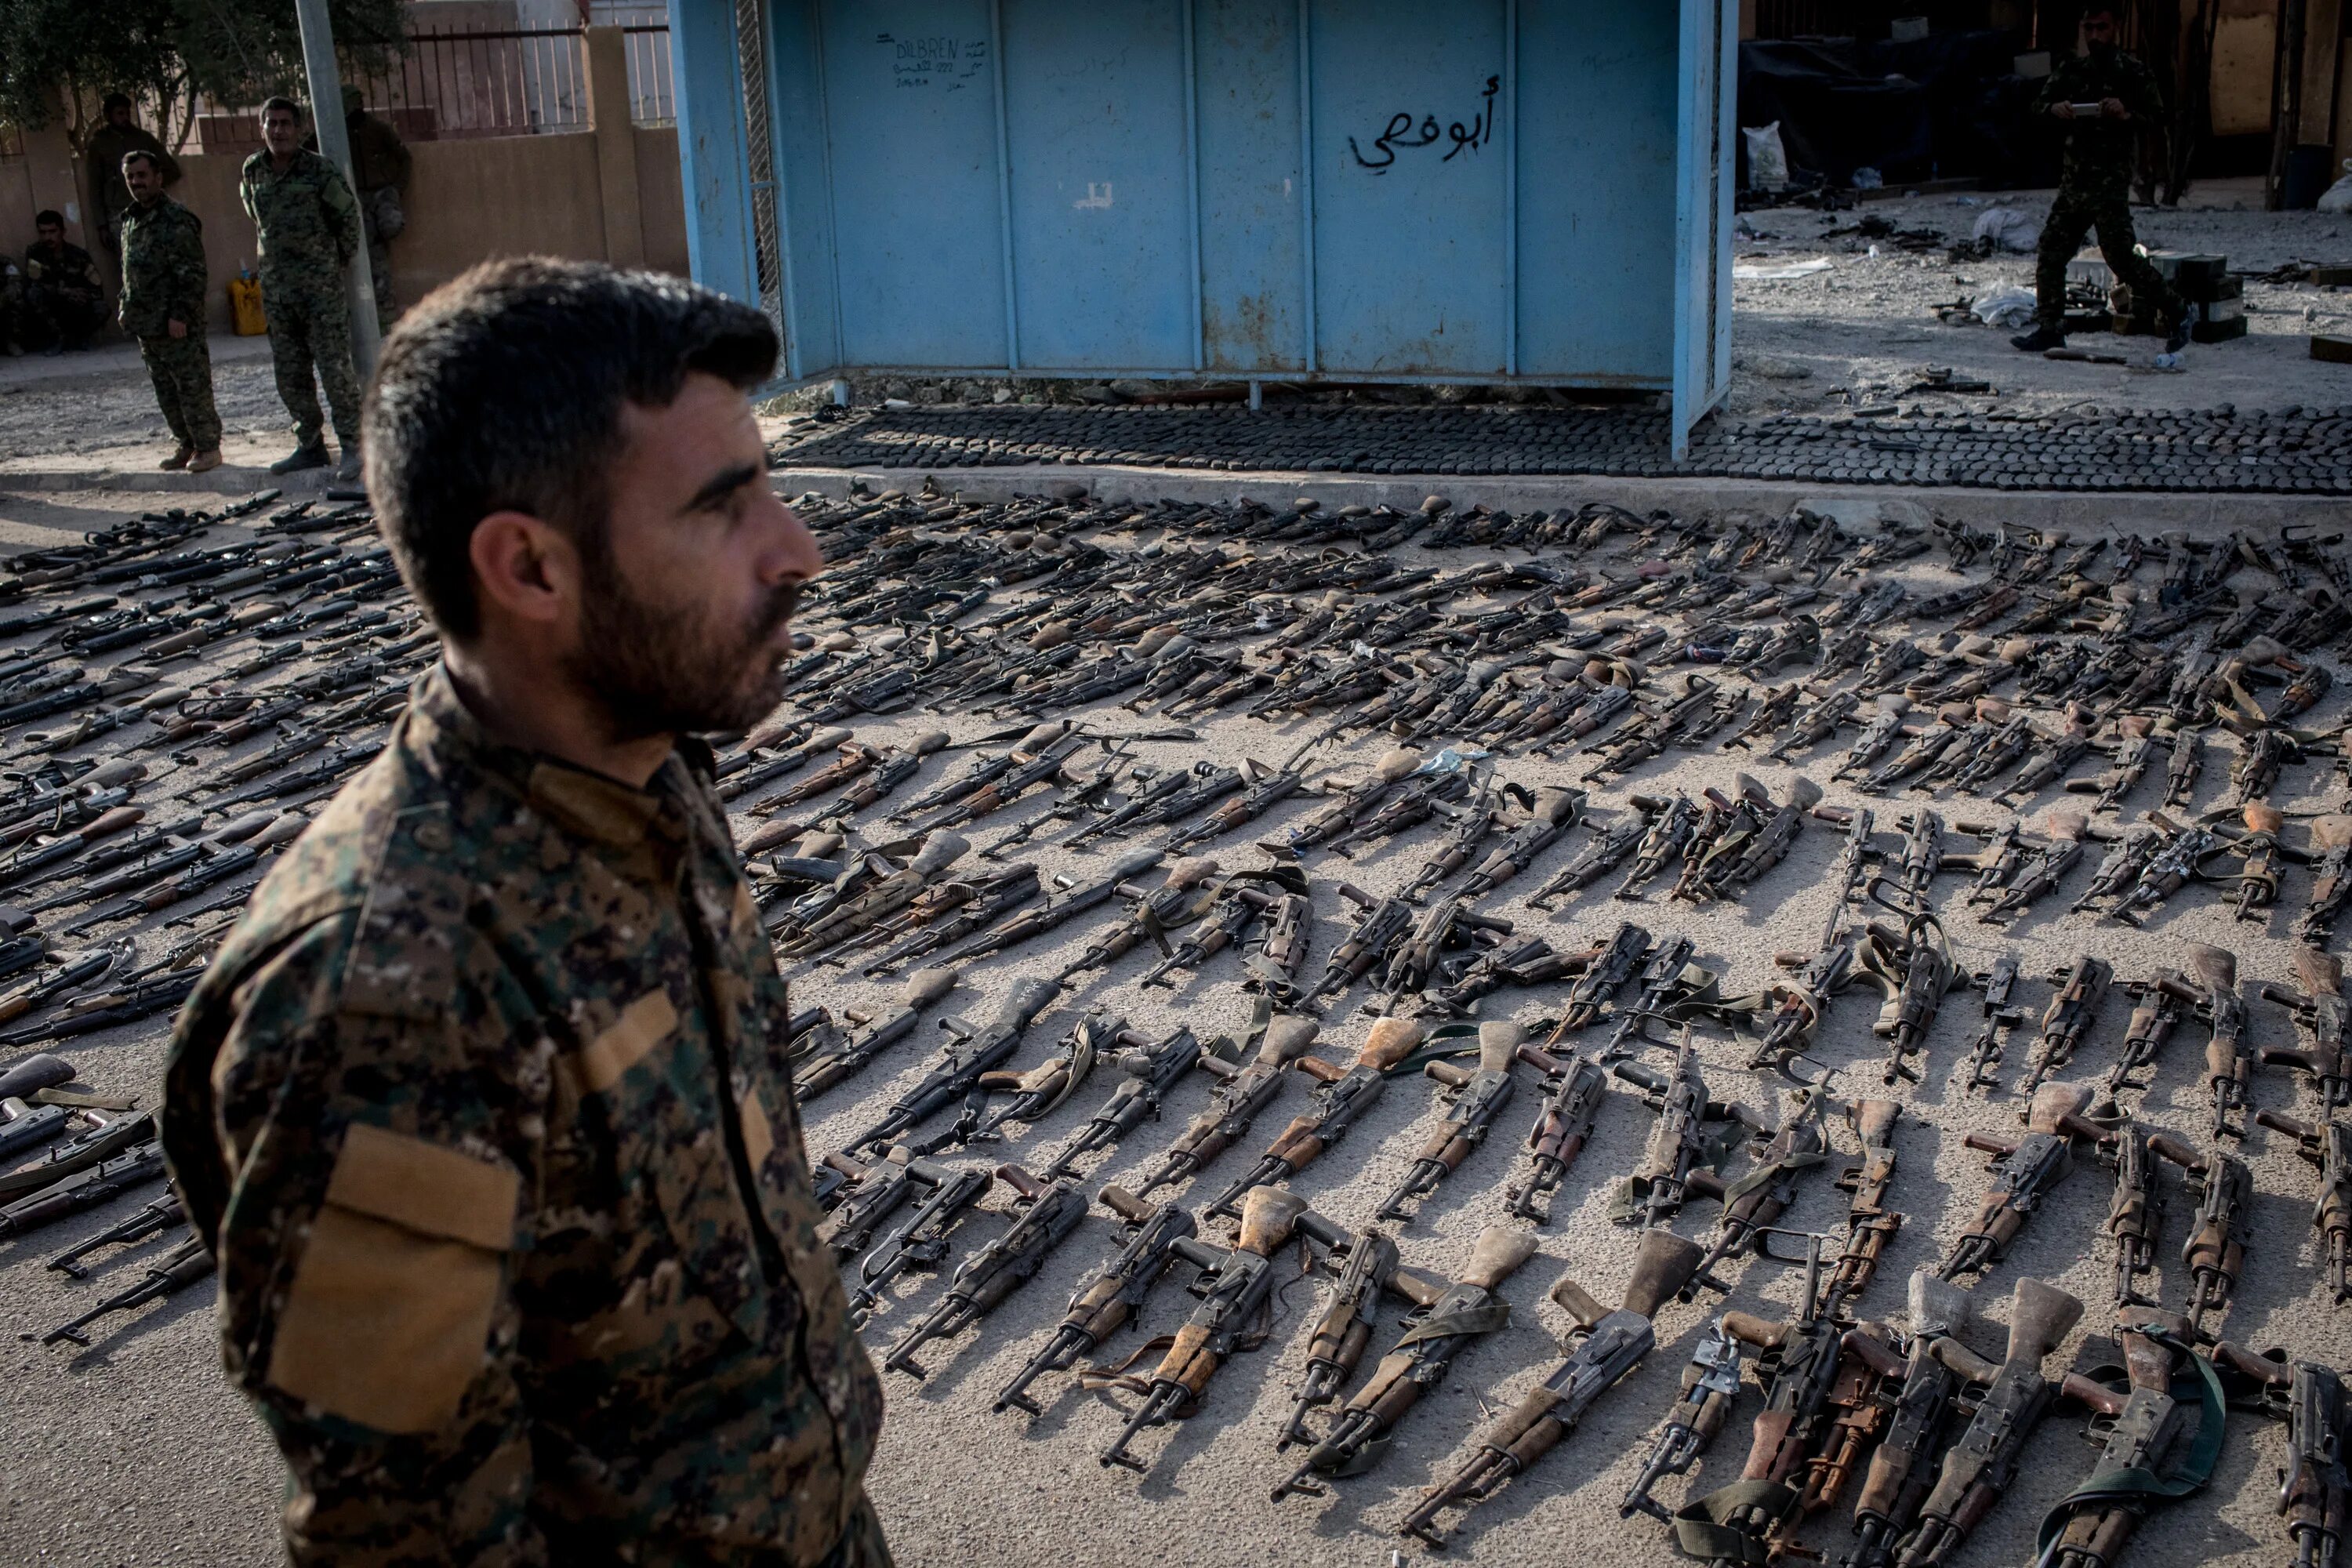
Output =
[{"x1": 569, "y1": 556, "x2": 801, "y2": 742}]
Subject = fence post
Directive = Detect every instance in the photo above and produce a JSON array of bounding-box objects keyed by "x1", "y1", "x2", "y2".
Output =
[{"x1": 586, "y1": 26, "x2": 648, "y2": 267}]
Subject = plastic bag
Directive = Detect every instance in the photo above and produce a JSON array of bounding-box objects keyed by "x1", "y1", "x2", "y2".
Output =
[
  {"x1": 2318, "y1": 160, "x2": 2352, "y2": 215},
  {"x1": 1972, "y1": 285, "x2": 2038, "y2": 328},
  {"x1": 1971, "y1": 206, "x2": 2043, "y2": 252},
  {"x1": 1743, "y1": 122, "x2": 1789, "y2": 192}
]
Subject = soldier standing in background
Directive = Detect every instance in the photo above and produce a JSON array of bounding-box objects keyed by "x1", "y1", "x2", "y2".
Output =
[
  {"x1": 0, "y1": 249, "x2": 21, "y2": 355},
  {"x1": 311, "y1": 86, "x2": 412, "y2": 330},
  {"x1": 241, "y1": 96, "x2": 365, "y2": 479},
  {"x1": 85, "y1": 93, "x2": 182, "y2": 272},
  {"x1": 118, "y1": 151, "x2": 223, "y2": 474},
  {"x1": 2012, "y1": 4, "x2": 2193, "y2": 357},
  {"x1": 161, "y1": 257, "x2": 887, "y2": 1568},
  {"x1": 21, "y1": 210, "x2": 107, "y2": 354}
]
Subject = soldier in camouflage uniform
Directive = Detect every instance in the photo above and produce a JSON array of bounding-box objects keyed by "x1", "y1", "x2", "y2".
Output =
[
  {"x1": 310, "y1": 85, "x2": 411, "y2": 331},
  {"x1": 2014, "y1": 5, "x2": 2191, "y2": 355},
  {"x1": 241, "y1": 96, "x2": 365, "y2": 478},
  {"x1": 118, "y1": 151, "x2": 223, "y2": 473},
  {"x1": 162, "y1": 257, "x2": 885, "y2": 1567}
]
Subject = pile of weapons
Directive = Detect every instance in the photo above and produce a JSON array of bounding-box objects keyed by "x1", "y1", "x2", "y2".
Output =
[{"x1": 6, "y1": 486, "x2": 2352, "y2": 1567}]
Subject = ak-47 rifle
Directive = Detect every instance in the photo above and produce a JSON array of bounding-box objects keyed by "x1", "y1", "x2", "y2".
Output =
[
  {"x1": 2020, "y1": 954, "x2": 2115, "y2": 1096},
  {"x1": 2257, "y1": 1109, "x2": 2352, "y2": 1305},
  {"x1": 2097, "y1": 1125, "x2": 2188, "y2": 1308},
  {"x1": 1376, "y1": 1021, "x2": 1522, "y2": 1223},
  {"x1": 793, "y1": 969, "x2": 960, "y2": 1102},
  {"x1": 2101, "y1": 967, "x2": 2190, "y2": 1098},
  {"x1": 2039, "y1": 1308, "x2": 2222, "y2": 1568},
  {"x1": 931, "y1": 848, "x2": 1163, "y2": 967},
  {"x1": 1274, "y1": 1224, "x2": 1418, "y2": 1450},
  {"x1": 946, "y1": 1010, "x2": 1142, "y2": 1145},
  {"x1": 1522, "y1": 797, "x2": 1657, "y2": 906},
  {"x1": 1373, "y1": 895, "x2": 1513, "y2": 1012},
  {"x1": 1681, "y1": 1087, "x2": 1835, "y2": 1300},
  {"x1": 2067, "y1": 716, "x2": 2165, "y2": 812},
  {"x1": 841, "y1": 1162, "x2": 993, "y2": 1323},
  {"x1": 1097, "y1": 1188, "x2": 1345, "y2": 1475},
  {"x1": 38, "y1": 1233, "x2": 212, "y2": 1347},
  {"x1": 1955, "y1": 956, "x2": 2025, "y2": 1094},
  {"x1": 1889, "y1": 1278, "x2": 2086, "y2": 1566},
  {"x1": 2173, "y1": 1146, "x2": 2252, "y2": 1338},
  {"x1": 1305, "y1": 882, "x2": 1415, "y2": 1008},
  {"x1": 1263, "y1": 748, "x2": 1429, "y2": 855},
  {"x1": 1137, "y1": 866, "x2": 1305, "y2": 988},
  {"x1": 1448, "y1": 785, "x2": 1584, "y2": 901},
  {"x1": 1275, "y1": 1226, "x2": 1540, "y2": 1502},
  {"x1": 1822, "y1": 1099, "x2": 1907, "y2": 1315},
  {"x1": 1937, "y1": 1082, "x2": 2113, "y2": 1280},
  {"x1": 823, "y1": 1149, "x2": 939, "y2": 1262},
  {"x1": 1845, "y1": 1272, "x2": 1976, "y2": 1568},
  {"x1": 1859, "y1": 905, "x2": 1961, "y2": 1087},
  {"x1": 772, "y1": 833, "x2": 971, "y2": 959},
  {"x1": 1051, "y1": 856, "x2": 1224, "y2": 986},
  {"x1": 1505, "y1": 1042, "x2": 1610, "y2": 1222},
  {"x1": 1672, "y1": 1237, "x2": 1904, "y2": 1568},
  {"x1": 993, "y1": 1186, "x2": 1194, "y2": 1417},
  {"x1": 2072, "y1": 822, "x2": 2163, "y2": 913},
  {"x1": 43, "y1": 1192, "x2": 183, "y2": 1277},
  {"x1": 1399, "y1": 1229, "x2": 1705, "y2": 1547},
  {"x1": 1609, "y1": 1031, "x2": 1762, "y2": 1230},
  {"x1": 1610, "y1": 792, "x2": 1700, "y2": 901},
  {"x1": 1697, "y1": 774, "x2": 1822, "y2": 899},
  {"x1": 2262, "y1": 949, "x2": 2352, "y2": 1109},
  {"x1": 840, "y1": 978, "x2": 1061, "y2": 1156},
  {"x1": 1602, "y1": 935, "x2": 1701, "y2": 1061},
  {"x1": 855, "y1": 863, "x2": 1041, "y2": 977},
  {"x1": 2201, "y1": 1345, "x2": 2346, "y2": 1568},
  {"x1": 881, "y1": 1164, "x2": 1093, "y2": 1379},
  {"x1": 1732, "y1": 924, "x2": 1865, "y2": 1077},
  {"x1": 1397, "y1": 774, "x2": 1509, "y2": 902},
  {"x1": 2183, "y1": 942, "x2": 2251, "y2": 1140},
  {"x1": 1981, "y1": 811, "x2": 2089, "y2": 924},
  {"x1": 1039, "y1": 1024, "x2": 1235, "y2": 1181},
  {"x1": 1127, "y1": 1016, "x2": 1319, "y2": 1199},
  {"x1": 1203, "y1": 1018, "x2": 1425, "y2": 1217},
  {"x1": 1544, "y1": 920, "x2": 1652, "y2": 1040},
  {"x1": 1428, "y1": 936, "x2": 1577, "y2": 1015},
  {"x1": 2299, "y1": 813, "x2": 2352, "y2": 946},
  {"x1": 1621, "y1": 1319, "x2": 1745, "y2": 1522},
  {"x1": 1163, "y1": 757, "x2": 1308, "y2": 853}
]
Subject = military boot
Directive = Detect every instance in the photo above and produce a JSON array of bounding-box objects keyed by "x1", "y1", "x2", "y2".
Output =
[
  {"x1": 2009, "y1": 324, "x2": 2067, "y2": 353},
  {"x1": 187, "y1": 448, "x2": 223, "y2": 474},
  {"x1": 269, "y1": 441, "x2": 330, "y2": 474},
  {"x1": 159, "y1": 445, "x2": 192, "y2": 471}
]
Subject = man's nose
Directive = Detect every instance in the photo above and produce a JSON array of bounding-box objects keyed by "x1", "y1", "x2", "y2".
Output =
[{"x1": 758, "y1": 493, "x2": 825, "y2": 585}]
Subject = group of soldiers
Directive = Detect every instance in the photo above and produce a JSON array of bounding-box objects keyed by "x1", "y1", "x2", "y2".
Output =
[{"x1": 2, "y1": 89, "x2": 410, "y2": 481}]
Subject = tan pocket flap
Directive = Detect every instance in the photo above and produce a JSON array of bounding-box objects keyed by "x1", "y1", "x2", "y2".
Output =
[
  {"x1": 575, "y1": 989, "x2": 680, "y2": 1093},
  {"x1": 324, "y1": 1123, "x2": 520, "y2": 1252}
]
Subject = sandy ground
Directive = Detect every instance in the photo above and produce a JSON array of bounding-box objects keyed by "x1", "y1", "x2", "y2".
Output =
[
  {"x1": 0, "y1": 333, "x2": 343, "y2": 477},
  {"x1": 1727, "y1": 178, "x2": 2352, "y2": 419},
  {"x1": 1, "y1": 485, "x2": 2347, "y2": 1567}
]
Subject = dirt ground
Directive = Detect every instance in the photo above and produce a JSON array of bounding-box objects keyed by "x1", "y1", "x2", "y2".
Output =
[
  {"x1": 1727, "y1": 176, "x2": 2352, "y2": 419},
  {"x1": 1, "y1": 484, "x2": 2347, "y2": 1568}
]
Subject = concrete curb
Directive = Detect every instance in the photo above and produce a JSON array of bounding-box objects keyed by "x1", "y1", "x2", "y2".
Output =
[
  {"x1": 0, "y1": 464, "x2": 341, "y2": 499},
  {"x1": 771, "y1": 461, "x2": 2352, "y2": 532}
]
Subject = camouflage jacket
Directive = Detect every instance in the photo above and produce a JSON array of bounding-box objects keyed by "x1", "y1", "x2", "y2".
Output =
[
  {"x1": 239, "y1": 147, "x2": 361, "y2": 285},
  {"x1": 2034, "y1": 47, "x2": 2166, "y2": 198},
  {"x1": 162, "y1": 662, "x2": 884, "y2": 1567},
  {"x1": 117, "y1": 197, "x2": 207, "y2": 339},
  {"x1": 24, "y1": 238, "x2": 103, "y2": 304}
]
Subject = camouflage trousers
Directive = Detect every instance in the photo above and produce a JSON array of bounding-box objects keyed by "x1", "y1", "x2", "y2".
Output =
[
  {"x1": 540, "y1": 1494, "x2": 893, "y2": 1567},
  {"x1": 263, "y1": 275, "x2": 363, "y2": 449},
  {"x1": 361, "y1": 187, "x2": 403, "y2": 331},
  {"x1": 138, "y1": 332, "x2": 224, "y2": 451},
  {"x1": 2034, "y1": 187, "x2": 2184, "y2": 329}
]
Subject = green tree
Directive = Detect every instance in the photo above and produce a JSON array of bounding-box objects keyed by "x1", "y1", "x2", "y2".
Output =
[{"x1": 0, "y1": 0, "x2": 407, "y2": 152}]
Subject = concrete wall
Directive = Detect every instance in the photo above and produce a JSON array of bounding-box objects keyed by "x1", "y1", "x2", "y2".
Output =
[{"x1": 1, "y1": 27, "x2": 688, "y2": 333}]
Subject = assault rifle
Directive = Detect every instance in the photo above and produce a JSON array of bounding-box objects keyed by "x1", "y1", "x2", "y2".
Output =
[
  {"x1": 1523, "y1": 797, "x2": 1657, "y2": 905},
  {"x1": 1681, "y1": 1087, "x2": 1835, "y2": 1300},
  {"x1": 1955, "y1": 956, "x2": 2025, "y2": 1094},
  {"x1": 1980, "y1": 811, "x2": 2089, "y2": 924},
  {"x1": 1204, "y1": 1018, "x2": 1425, "y2": 1217},
  {"x1": 1610, "y1": 791, "x2": 1700, "y2": 901},
  {"x1": 947, "y1": 1011, "x2": 1142, "y2": 1146},
  {"x1": 2256, "y1": 1110, "x2": 2352, "y2": 1302},
  {"x1": 1505, "y1": 1042, "x2": 1610, "y2": 1221},
  {"x1": 841, "y1": 978, "x2": 1061, "y2": 1155},
  {"x1": 931, "y1": 848, "x2": 1162, "y2": 967},
  {"x1": 1376, "y1": 1021, "x2": 1522, "y2": 1223},
  {"x1": 1051, "y1": 856, "x2": 1224, "y2": 986},
  {"x1": 2182, "y1": 942, "x2": 2250, "y2": 1139},
  {"x1": 793, "y1": 968, "x2": 960, "y2": 1102},
  {"x1": 1937, "y1": 1082, "x2": 2112, "y2": 1280},
  {"x1": 1609, "y1": 1032, "x2": 1762, "y2": 1230},
  {"x1": 1098, "y1": 1188, "x2": 1345, "y2": 1475},
  {"x1": 1451, "y1": 785, "x2": 1585, "y2": 900},
  {"x1": 2199, "y1": 1346, "x2": 2346, "y2": 1568},
  {"x1": 1305, "y1": 883, "x2": 1416, "y2": 1007},
  {"x1": 1544, "y1": 920, "x2": 1652, "y2": 1038},
  {"x1": 1859, "y1": 905, "x2": 1962, "y2": 1087},
  {"x1": 1888, "y1": 1277, "x2": 2085, "y2": 1566},
  {"x1": 881, "y1": 1163, "x2": 1092, "y2": 1379},
  {"x1": 1399, "y1": 1229, "x2": 1704, "y2": 1547},
  {"x1": 1621, "y1": 1319, "x2": 1744, "y2": 1522},
  {"x1": 993, "y1": 1186, "x2": 1195, "y2": 1416},
  {"x1": 38, "y1": 1233, "x2": 212, "y2": 1348},
  {"x1": 2039, "y1": 1308, "x2": 2220, "y2": 1568},
  {"x1": 1602, "y1": 935, "x2": 1702, "y2": 1061},
  {"x1": 1127, "y1": 1016, "x2": 1319, "y2": 1198},
  {"x1": 2261, "y1": 949, "x2": 2351, "y2": 1109},
  {"x1": 841, "y1": 1162, "x2": 993, "y2": 1323},
  {"x1": 2019, "y1": 954, "x2": 2114, "y2": 1096},
  {"x1": 2298, "y1": 813, "x2": 2352, "y2": 946},
  {"x1": 1274, "y1": 1225, "x2": 1538, "y2": 1502},
  {"x1": 1844, "y1": 1272, "x2": 1978, "y2": 1568},
  {"x1": 1038, "y1": 1024, "x2": 1236, "y2": 1180}
]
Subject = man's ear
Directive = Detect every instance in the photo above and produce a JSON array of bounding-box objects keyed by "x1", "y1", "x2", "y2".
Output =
[{"x1": 468, "y1": 511, "x2": 581, "y2": 627}]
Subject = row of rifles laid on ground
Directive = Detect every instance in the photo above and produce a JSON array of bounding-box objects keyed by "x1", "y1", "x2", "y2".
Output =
[{"x1": 5, "y1": 486, "x2": 2352, "y2": 1564}]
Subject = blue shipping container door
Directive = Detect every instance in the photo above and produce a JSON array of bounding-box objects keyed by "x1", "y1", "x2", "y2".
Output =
[{"x1": 671, "y1": 0, "x2": 1734, "y2": 435}]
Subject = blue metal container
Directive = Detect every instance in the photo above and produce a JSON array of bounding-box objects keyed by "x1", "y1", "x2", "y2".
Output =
[{"x1": 670, "y1": 0, "x2": 1736, "y2": 453}]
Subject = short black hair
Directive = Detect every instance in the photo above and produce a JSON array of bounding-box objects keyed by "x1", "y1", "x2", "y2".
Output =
[
  {"x1": 363, "y1": 257, "x2": 779, "y2": 638},
  {"x1": 261, "y1": 96, "x2": 301, "y2": 122},
  {"x1": 34, "y1": 209, "x2": 63, "y2": 229},
  {"x1": 121, "y1": 150, "x2": 162, "y2": 176},
  {"x1": 103, "y1": 93, "x2": 132, "y2": 114},
  {"x1": 2080, "y1": 3, "x2": 2120, "y2": 18}
]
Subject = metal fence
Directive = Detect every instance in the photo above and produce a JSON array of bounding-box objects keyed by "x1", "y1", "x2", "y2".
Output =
[
  {"x1": 194, "y1": 24, "x2": 673, "y2": 151},
  {"x1": 1751, "y1": 0, "x2": 1869, "y2": 38}
]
